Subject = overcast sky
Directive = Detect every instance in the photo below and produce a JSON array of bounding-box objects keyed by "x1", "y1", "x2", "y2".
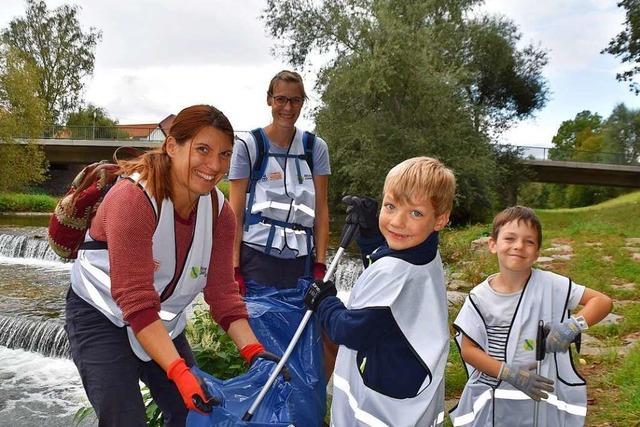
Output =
[{"x1": 1, "y1": 0, "x2": 638, "y2": 147}]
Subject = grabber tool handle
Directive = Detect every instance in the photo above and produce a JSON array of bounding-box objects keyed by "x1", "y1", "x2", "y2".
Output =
[{"x1": 536, "y1": 320, "x2": 546, "y2": 361}]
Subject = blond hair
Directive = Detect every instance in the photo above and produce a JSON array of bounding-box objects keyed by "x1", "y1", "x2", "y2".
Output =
[
  {"x1": 491, "y1": 206, "x2": 543, "y2": 248},
  {"x1": 383, "y1": 156, "x2": 456, "y2": 216},
  {"x1": 267, "y1": 70, "x2": 307, "y2": 100}
]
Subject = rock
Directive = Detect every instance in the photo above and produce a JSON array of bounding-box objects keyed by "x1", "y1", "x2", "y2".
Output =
[
  {"x1": 584, "y1": 242, "x2": 602, "y2": 247},
  {"x1": 552, "y1": 254, "x2": 573, "y2": 261},
  {"x1": 622, "y1": 331, "x2": 640, "y2": 346},
  {"x1": 447, "y1": 291, "x2": 467, "y2": 306},
  {"x1": 624, "y1": 237, "x2": 640, "y2": 246},
  {"x1": 543, "y1": 244, "x2": 573, "y2": 253},
  {"x1": 611, "y1": 283, "x2": 637, "y2": 291},
  {"x1": 535, "y1": 256, "x2": 554, "y2": 263},
  {"x1": 471, "y1": 236, "x2": 490, "y2": 251},
  {"x1": 632, "y1": 253, "x2": 640, "y2": 262},
  {"x1": 448, "y1": 279, "x2": 472, "y2": 291},
  {"x1": 623, "y1": 247, "x2": 638, "y2": 251},
  {"x1": 449, "y1": 272, "x2": 465, "y2": 280},
  {"x1": 578, "y1": 334, "x2": 606, "y2": 356},
  {"x1": 599, "y1": 312, "x2": 623, "y2": 326},
  {"x1": 602, "y1": 255, "x2": 613, "y2": 262}
]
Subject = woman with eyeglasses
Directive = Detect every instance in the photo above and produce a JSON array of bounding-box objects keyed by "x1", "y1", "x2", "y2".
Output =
[{"x1": 229, "y1": 70, "x2": 332, "y2": 426}]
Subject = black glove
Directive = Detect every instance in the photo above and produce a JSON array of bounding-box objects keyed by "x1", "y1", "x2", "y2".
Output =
[
  {"x1": 193, "y1": 374, "x2": 222, "y2": 412},
  {"x1": 304, "y1": 279, "x2": 337, "y2": 311},
  {"x1": 342, "y1": 195, "x2": 380, "y2": 238},
  {"x1": 251, "y1": 351, "x2": 292, "y2": 382}
]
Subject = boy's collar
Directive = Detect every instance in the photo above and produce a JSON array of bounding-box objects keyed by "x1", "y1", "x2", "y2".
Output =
[{"x1": 370, "y1": 231, "x2": 439, "y2": 266}]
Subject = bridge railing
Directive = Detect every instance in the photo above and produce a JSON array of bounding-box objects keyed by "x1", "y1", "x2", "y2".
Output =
[
  {"x1": 504, "y1": 145, "x2": 638, "y2": 166},
  {"x1": 14, "y1": 125, "x2": 165, "y2": 141}
]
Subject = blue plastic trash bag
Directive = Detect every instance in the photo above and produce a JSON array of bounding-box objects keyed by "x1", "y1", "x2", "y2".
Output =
[
  {"x1": 186, "y1": 278, "x2": 326, "y2": 427},
  {"x1": 186, "y1": 360, "x2": 293, "y2": 427},
  {"x1": 244, "y1": 278, "x2": 326, "y2": 427}
]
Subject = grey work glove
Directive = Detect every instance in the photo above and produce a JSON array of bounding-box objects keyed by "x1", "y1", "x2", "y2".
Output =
[
  {"x1": 544, "y1": 317, "x2": 582, "y2": 353},
  {"x1": 498, "y1": 362, "x2": 554, "y2": 401}
]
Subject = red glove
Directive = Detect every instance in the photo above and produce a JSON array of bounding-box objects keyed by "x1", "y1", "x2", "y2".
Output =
[
  {"x1": 240, "y1": 343, "x2": 291, "y2": 381},
  {"x1": 234, "y1": 267, "x2": 246, "y2": 296},
  {"x1": 313, "y1": 262, "x2": 327, "y2": 280},
  {"x1": 240, "y1": 342, "x2": 265, "y2": 364},
  {"x1": 166, "y1": 358, "x2": 214, "y2": 413}
]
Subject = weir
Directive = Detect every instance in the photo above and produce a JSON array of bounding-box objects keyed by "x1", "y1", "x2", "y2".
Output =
[
  {"x1": 0, "y1": 233, "x2": 63, "y2": 262},
  {"x1": 0, "y1": 315, "x2": 69, "y2": 358},
  {"x1": 0, "y1": 229, "x2": 364, "y2": 362}
]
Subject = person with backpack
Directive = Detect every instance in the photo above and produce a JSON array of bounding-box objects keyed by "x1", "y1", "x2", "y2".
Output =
[
  {"x1": 228, "y1": 70, "x2": 332, "y2": 425},
  {"x1": 64, "y1": 104, "x2": 283, "y2": 427}
]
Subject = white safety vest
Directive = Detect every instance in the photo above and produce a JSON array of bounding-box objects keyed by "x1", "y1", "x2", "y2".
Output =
[
  {"x1": 243, "y1": 128, "x2": 316, "y2": 257},
  {"x1": 450, "y1": 269, "x2": 587, "y2": 426},
  {"x1": 331, "y1": 253, "x2": 448, "y2": 427},
  {"x1": 70, "y1": 177, "x2": 224, "y2": 361}
]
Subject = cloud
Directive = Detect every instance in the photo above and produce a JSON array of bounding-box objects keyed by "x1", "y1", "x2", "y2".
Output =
[
  {"x1": 481, "y1": 0, "x2": 626, "y2": 74},
  {"x1": 85, "y1": 0, "x2": 279, "y2": 68},
  {"x1": 2, "y1": 0, "x2": 278, "y2": 68},
  {"x1": 85, "y1": 63, "x2": 317, "y2": 131}
]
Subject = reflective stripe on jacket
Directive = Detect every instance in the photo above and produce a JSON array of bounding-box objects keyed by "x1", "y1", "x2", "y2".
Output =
[
  {"x1": 450, "y1": 269, "x2": 587, "y2": 426},
  {"x1": 242, "y1": 128, "x2": 316, "y2": 258}
]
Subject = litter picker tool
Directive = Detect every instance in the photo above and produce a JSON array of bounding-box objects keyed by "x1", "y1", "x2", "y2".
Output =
[
  {"x1": 534, "y1": 320, "x2": 547, "y2": 427},
  {"x1": 242, "y1": 212, "x2": 359, "y2": 421}
]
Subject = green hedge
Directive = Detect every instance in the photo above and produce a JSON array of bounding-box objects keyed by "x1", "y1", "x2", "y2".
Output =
[
  {"x1": 0, "y1": 181, "x2": 228, "y2": 214},
  {"x1": 0, "y1": 193, "x2": 58, "y2": 212}
]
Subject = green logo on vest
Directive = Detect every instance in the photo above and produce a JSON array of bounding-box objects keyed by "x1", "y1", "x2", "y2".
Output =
[
  {"x1": 524, "y1": 339, "x2": 535, "y2": 351},
  {"x1": 190, "y1": 266, "x2": 208, "y2": 279}
]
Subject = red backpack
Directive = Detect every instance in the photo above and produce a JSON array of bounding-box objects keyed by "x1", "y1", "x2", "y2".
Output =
[{"x1": 48, "y1": 148, "x2": 141, "y2": 259}]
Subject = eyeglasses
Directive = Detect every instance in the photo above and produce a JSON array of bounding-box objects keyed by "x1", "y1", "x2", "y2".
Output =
[{"x1": 270, "y1": 95, "x2": 304, "y2": 107}]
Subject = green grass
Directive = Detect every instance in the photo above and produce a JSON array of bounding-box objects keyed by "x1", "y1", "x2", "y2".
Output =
[
  {"x1": 0, "y1": 181, "x2": 228, "y2": 215},
  {"x1": 440, "y1": 190, "x2": 640, "y2": 426},
  {"x1": 0, "y1": 193, "x2": 58, "y2": 212}
]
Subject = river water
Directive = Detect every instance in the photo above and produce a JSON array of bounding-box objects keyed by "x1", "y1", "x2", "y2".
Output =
[{"x1": 0, "y1": 217, "x2": 363, "y2": 426}]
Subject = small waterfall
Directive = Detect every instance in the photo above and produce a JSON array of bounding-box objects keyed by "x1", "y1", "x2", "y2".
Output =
[
  {"x1": 0, "y1": 315, "x2": 70, "y2": 358},
  {"x1": 0, "y1": 233, "x2": 63, "y2": 262},
  {"x1": 331, "y1": 256, "x2": 363, "y2": 291}
]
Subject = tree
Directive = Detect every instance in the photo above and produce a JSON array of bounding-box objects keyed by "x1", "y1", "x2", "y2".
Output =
[
  {"x1": 1, "y1": 0, "x2": 102, "y2": 125},
  {"x1": 603, "y1": 103, "x2": 640, "y2": 163},
  {"x1": 0, "y1": 47, "x2": 48, "y2": 192},
  {"x1": 548, "y1": 111, "x2": 603, "y2": 161},
  {"x1": 544, "y1": 110, "x2": 627, "y2": 208},
  {"x1": 263, "y1": 0, "x2": 548, "y2": 222},
  {"x1": 461, "y1": 16, "x2": 548, "y2": 134},
  {"x1": 66, "y1": 104, "x2": 128, "y2": 140},
  {"x1": 603, "y1": 0, "x2": 640, "y2": 94}
]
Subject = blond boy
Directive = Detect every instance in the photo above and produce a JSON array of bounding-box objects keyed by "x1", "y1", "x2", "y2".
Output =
[
  {"x1": 451, "y1": 206, "x2": 612, "y2": 426},
  {"x1": 304, "y1": 157, "x2": 456, "y2": 426}
]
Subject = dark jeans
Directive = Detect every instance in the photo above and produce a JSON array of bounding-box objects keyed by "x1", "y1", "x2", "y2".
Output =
[
  {"x1": 240, "y1": 243, "x2": 311, "y2": 288},
  {"x1": 65, "y1": 288, "x2": 196, "y2": 427}
]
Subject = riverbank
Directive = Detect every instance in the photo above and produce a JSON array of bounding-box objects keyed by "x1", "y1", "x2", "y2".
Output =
[
  {"x1": 0, "y1": 193, "x2": 58, "y2": 213},
  {"x1": 0, "y1": 181, "x2": 230, "y2": 214}
]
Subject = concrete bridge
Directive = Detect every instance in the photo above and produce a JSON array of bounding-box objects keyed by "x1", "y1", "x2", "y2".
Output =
[
  {"x1": 32, "y1": 138, "x2": 160, "y2": 163},
  {"x1": 521, "y1": 159, "x2": 640, "y2": 188},
  {"x1": 3, "y1": 138, "x2": 640, "y2": 192}
]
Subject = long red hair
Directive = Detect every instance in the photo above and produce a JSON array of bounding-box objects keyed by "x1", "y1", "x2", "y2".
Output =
[{"x1": 118, "y1": 104, "x2": 233, "y2": 203}]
